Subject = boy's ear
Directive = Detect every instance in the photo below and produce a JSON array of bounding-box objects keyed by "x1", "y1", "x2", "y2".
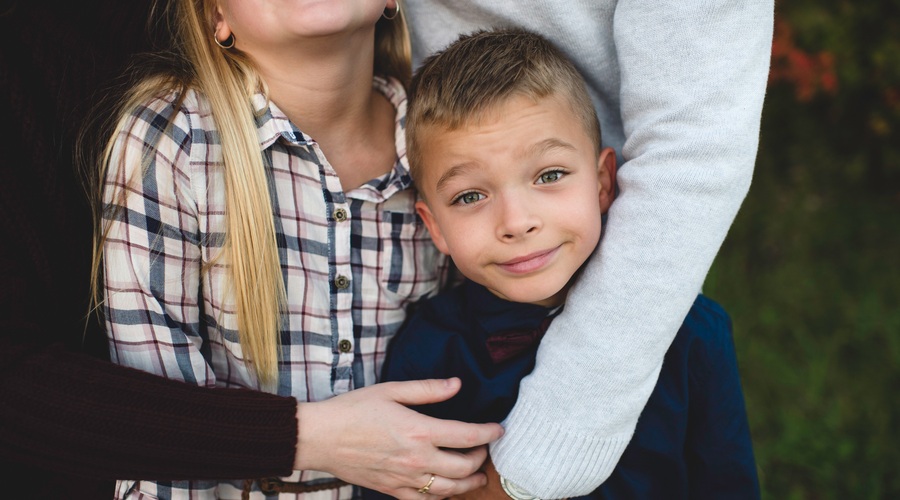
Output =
[
  {"x1": 415, "y1": 200, "x2": 451, "y2": 255},
  {"x1": 597, "y1": 147, "x2": 618, "y2": 214}
]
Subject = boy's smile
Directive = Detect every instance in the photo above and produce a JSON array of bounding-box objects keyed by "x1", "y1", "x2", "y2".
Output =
[{"x1": 415, "y1": 95, "x2": 616, "y2": 306}]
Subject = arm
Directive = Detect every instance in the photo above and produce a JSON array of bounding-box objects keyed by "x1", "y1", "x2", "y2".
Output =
[
  {"x1": 490, "y1": 1, "x2": 773, "y2": 497},
  {"x1": 0, "y1": 336, "x2": 297, "y2": 480},
  {"x1": 101, "y1": 97, "x2": 215, "y2": 386}
]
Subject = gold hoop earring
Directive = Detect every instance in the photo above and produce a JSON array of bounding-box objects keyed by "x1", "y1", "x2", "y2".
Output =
[
  {"x1": 214, "y1": 30, "x2": 235, "y2": 49},
  {"x1": 382, "y1": 3, "x2": 400, "y2": 20}
]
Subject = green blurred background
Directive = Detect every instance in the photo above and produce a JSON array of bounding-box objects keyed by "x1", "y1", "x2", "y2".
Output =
[{"x1": 703, "y1": 1, "x2": 900, "y2": 498}]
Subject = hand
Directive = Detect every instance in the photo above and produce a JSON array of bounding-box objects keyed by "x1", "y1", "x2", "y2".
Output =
[
  {"x1": 294, "y1": 378, "x2": 505, "y2": 499},
  {"x1": 450, "y1": 457, "x2": 509, "y2": 500}
]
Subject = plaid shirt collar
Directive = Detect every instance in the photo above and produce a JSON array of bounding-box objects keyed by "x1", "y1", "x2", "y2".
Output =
[{"x1": 250, "y1": 75, "x2": 413, "y2": 204}]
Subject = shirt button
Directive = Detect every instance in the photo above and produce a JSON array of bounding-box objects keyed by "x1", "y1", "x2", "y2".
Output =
[
  {"x1": 334, "y1": 275, "x2": 350, "y2": 290},
  {"x1": 338, "y1": 339, "x2": 353, "y2": 353},
  {"x1": 334, "y1": 208, "x2": 348, "y2": 222}
]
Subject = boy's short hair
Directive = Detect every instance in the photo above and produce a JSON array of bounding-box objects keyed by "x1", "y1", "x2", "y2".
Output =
[{"x1": 407, "y1": 28, "x2": 602, "y2": 186}]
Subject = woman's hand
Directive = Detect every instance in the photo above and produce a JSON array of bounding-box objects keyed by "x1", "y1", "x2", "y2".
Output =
[{"x1": 294, "y1": 378, "x2": 504, "y2": 499}]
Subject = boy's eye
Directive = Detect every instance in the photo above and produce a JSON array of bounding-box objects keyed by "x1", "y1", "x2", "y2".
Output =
[
  {"x1": 453, "y1": 191, "x2": 485, "y2": 205},
  {"x1": 537, "y1": 170, "x2": 565, "y2": 184}
]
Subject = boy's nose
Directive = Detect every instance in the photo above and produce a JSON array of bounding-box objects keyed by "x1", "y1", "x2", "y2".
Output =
[{"x1": 496, "y1": 195, "x2": 541, "y2": 240}]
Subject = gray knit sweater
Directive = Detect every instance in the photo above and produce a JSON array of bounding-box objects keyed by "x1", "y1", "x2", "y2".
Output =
[{"x1": 405, "y1": 1, "x2": 773, "y2": 497}]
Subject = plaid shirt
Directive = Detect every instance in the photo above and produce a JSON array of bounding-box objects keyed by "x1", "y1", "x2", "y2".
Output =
[{"x1": 103, "y1": 77, "x2": 446, "y2": 499}]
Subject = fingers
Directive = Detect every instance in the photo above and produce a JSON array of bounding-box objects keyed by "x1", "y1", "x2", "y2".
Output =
[
  {"x1": 430, "y1": 417, "x2": 504, "y2": 449},
  {"x1": 378, "y1": 378, "x2": 504, "y2": 448},
  {"x1": 384, "y1": 378, "x2": 462, "y2": 406},
  {"x1": 429, "y1": 445, "x2": 489, "y2": 479},
  {"x1": 428, "y1": 470, "x2": 490, "y2": 498},
  {"x1": 293, "y1": 380, "x2": 504, "y2": 497},
  {"x1": 391, "y1": 472, "x2": 489, "y2": 500}
]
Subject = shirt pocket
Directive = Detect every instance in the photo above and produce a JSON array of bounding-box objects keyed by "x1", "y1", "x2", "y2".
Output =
[{"x1": 378, "y1": 203, "x2": 442, "y2": 306}]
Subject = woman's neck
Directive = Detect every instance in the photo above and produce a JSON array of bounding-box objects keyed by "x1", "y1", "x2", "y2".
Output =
[{"x1": 251, "y1": 30, "x2": 397, "y2": 190}]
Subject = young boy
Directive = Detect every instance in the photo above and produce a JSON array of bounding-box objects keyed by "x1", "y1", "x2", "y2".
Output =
[{"x1": 377, "y1": 29, "x2": 759, "y2": 499}]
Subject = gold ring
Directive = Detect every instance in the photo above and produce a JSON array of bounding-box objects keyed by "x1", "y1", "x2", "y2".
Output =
[{"x1": 417, "y1": 474, "x2": 436, "y2": 494}]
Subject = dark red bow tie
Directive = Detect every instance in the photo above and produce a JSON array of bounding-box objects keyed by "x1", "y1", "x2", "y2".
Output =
[{"x1": 484, "y1": 317, "x2": 553, "y2": 364}]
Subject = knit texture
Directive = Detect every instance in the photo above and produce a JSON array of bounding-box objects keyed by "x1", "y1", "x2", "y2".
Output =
[
  {"x1": 0, "y1": 2, "x2": 297, "y2": 497},
  {"x1": 405, "y1": 1, "x2": 773, "y2": 496}
]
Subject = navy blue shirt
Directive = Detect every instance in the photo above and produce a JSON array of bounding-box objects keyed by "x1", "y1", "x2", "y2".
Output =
[{"x1": 376, "y1": 280, "x2": 760, "y2": 499}]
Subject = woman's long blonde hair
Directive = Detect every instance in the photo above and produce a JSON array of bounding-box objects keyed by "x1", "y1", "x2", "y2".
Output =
[{"x1": 86, "y1": 0, "x2": 410, "y2": 385}]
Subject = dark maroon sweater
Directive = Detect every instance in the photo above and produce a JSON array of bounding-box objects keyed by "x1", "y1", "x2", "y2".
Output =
[{"x1": 0, "y1": 2, "x2": 297, "y2": 497}]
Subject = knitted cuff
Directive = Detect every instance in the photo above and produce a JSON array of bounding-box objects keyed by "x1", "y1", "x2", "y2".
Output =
[{"x1": 489, "y1": 402, "x2": 633, "y2": 499}]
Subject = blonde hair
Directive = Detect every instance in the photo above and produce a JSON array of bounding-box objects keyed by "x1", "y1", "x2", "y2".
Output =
[
  {"x1": 407, "y1": 28, "x2": 600, "y2": 186},
  {"x1": 87, "y1": 0, "x2": 410, "y2": 384}
]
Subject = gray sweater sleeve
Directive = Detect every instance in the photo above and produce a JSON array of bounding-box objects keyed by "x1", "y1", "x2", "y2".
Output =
[
  {"x1": 491, "y1": 0, "x2": 773, "y2": 498},
  {"x1": 488, "y1": 2, "x2": 773, "y2": 497},
  {"x1": 404, "y1": 0, "x2": 773, "y2": 497}
]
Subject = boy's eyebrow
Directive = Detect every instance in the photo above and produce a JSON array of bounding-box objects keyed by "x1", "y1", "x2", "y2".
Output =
[
  {"x1": 528, "y1": 138, "x2": 578, "y2": 157},
  {"x1": 435, "y1": 162, "x2": 478, "y2": 194}
]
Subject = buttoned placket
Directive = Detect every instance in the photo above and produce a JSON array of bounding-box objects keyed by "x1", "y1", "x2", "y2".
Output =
[{"x1": 304, "y1": 140, "x2": 356, "y2": 396}]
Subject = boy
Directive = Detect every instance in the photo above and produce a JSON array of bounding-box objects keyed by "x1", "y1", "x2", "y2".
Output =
[{"x1": 380, "y1": 29, "x2": 759, "y2": 499}]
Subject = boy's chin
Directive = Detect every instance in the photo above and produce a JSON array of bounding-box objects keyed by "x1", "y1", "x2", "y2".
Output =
[{"x1": 491, "y1": 285, "x2": 568, "y2": 308}]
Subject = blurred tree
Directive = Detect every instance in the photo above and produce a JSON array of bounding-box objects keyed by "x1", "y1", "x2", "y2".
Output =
[{"x1": 766, "y1": 0, "x2": 900, "y2": 192}]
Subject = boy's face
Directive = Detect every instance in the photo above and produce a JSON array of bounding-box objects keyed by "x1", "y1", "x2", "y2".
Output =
[{"x1": 415, "y1": 95, "x2": 616, "y2": 307}]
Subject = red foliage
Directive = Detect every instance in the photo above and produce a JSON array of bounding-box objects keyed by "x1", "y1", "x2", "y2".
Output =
[
  {"x1": 884, "y1": 87, "x2": 900, "y2": 113},
  {"x1": 769, "y1": 17, "x2": 838, "y2": 101}
]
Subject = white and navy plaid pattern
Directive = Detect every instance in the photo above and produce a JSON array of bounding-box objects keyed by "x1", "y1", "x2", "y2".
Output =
[{"x1": 103, "y1": 77, "x2": 446, "y2": 499}]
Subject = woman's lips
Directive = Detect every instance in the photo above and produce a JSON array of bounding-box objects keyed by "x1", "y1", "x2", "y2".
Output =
[{"x1": 497, "y1": 246, "x2": 560, "y2": 274}]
